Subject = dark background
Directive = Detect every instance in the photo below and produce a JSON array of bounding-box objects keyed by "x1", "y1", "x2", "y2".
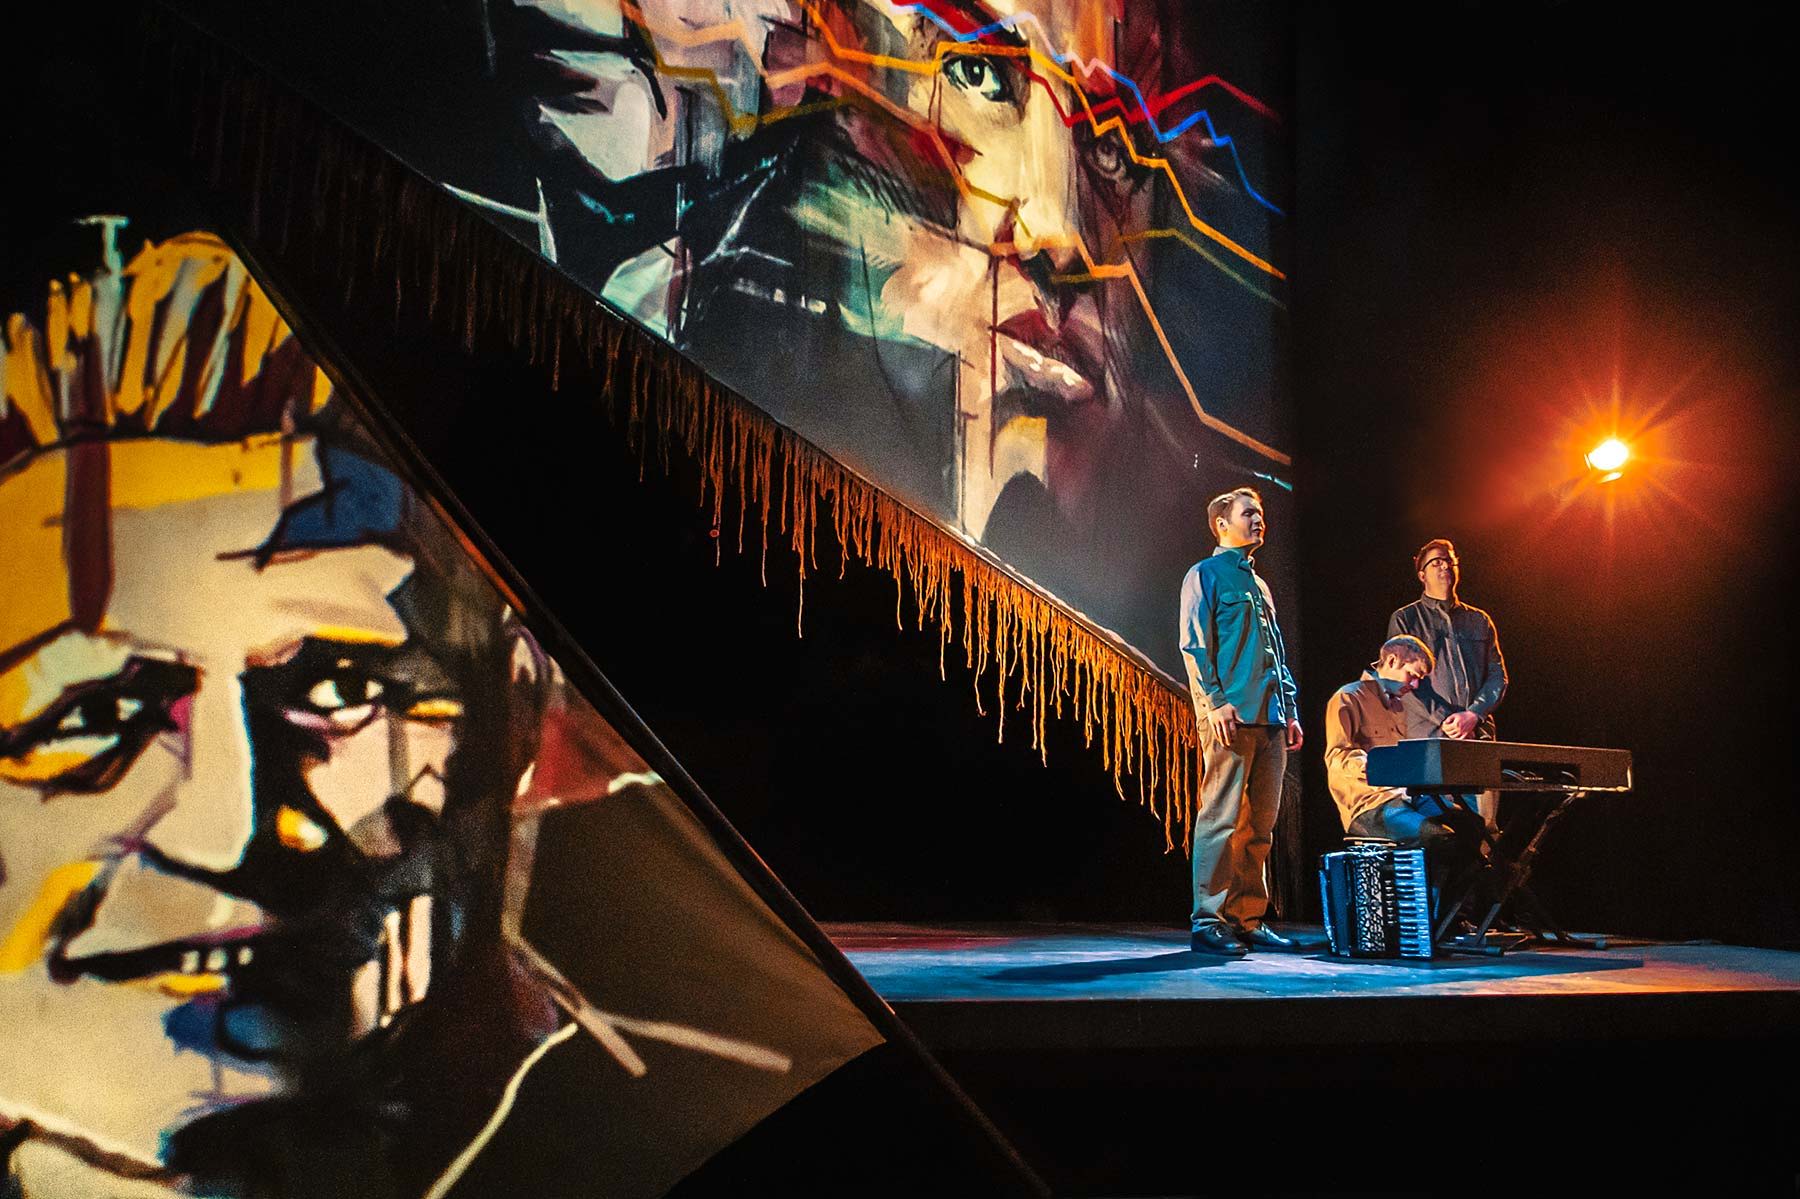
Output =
[
  {"x1": 5, "y1": 2, "x2": 1795, "y2": 947},
  {"x1": 1292, "y1": 1, "x2": 1798, "y2": 945}
]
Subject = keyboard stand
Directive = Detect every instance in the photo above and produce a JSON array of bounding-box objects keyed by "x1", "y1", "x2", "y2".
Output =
[{"x1": 1419, "y1": 789, "x2": 1606, "y2": 956}]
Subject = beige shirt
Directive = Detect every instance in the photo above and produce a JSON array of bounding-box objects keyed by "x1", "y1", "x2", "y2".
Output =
[{"x1": 1324, "y1": 671, "x2": 1410, "y2": 829}]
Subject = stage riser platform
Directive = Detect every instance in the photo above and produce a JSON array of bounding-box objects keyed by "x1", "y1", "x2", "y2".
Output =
[
  {"x1": 830, "y1": 924, "x2": 1800, "y2": 1194},
  {"x1": 892, "y1": 989, "x2": 1800, "y2": 1052}
]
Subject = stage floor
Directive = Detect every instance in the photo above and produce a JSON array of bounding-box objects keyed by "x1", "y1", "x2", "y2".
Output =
[
  {"x1": 826, "y1": 923, "x2": 1800, "y2": 1192},
  {"x1": 826, "y1": 921, "x2": 1800, "y2": 1050}
]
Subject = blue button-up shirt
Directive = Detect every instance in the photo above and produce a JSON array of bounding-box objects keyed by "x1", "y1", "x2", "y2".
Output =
[{"x1": 1178, "y1": 545, "x2": 1298, "y2": 727}]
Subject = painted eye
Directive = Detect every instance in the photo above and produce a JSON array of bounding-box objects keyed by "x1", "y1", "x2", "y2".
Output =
[
  {"x1": 294, "y1": 666, "x2": 388, "y2": 733},
  {"x1": 53, "y1": 694, "x2": 145, "y2": 736},
  {"x1": 0, "y1": 662, "x2": 190, "y2": 793},
  {"x1": 305, "y1": 675, "x2": 383, "y2": 712},
  {"x1": 1090, "y1": 133, "x2": 1126, "y2": 180},
  {"x1": 945, "y1": 55, "x2": 1010, "y2": 103}
]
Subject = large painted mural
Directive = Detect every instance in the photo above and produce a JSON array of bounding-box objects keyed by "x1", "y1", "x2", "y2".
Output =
[
  {"x1": 0, "y1": 221, "x2": 884, "y2": 1196},
  {"x1": 169, "y1": 0, "x2": 1295, "y2": 679}
]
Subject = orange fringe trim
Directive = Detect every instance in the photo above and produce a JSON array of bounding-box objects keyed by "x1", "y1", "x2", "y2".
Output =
[{"x1": 146, "y1": 9, "x2": 1203, "y2": 852}]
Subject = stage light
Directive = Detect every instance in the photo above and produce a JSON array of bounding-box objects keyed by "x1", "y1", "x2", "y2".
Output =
[{"x1": 1585, "y1": 437, "x2": 1630, "y2": 481}]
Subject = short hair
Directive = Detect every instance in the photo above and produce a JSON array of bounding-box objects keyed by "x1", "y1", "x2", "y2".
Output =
[
  {"x1": 1207, "y1": 487, "x2": 1262, "y2": 541},
  {"x1": 1413, "y1": 538, "x2": 1458, "y2": 572},
  {"x1": 1379, "y1": 634, "x2": 1435, "y2": 672},
  {"x1": 1, "y1": 222, "x2": 509, "y2": 663},
  {"x1": 1, "y1": 227, "x2": 334, "y2": 470}
]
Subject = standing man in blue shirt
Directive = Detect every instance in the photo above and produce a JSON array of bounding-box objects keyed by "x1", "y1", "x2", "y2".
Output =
[
  {"x1": 1387, "y1": 538, "x2": 1509, "y2": 823},
  {"x1": 1178, "y1": 488, "x2": 1304, "y2": 956}
]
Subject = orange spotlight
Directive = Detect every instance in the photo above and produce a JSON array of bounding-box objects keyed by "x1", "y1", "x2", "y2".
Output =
[{"x1": 1585, "y1": 437, "x2": 1630, "y2": 481}]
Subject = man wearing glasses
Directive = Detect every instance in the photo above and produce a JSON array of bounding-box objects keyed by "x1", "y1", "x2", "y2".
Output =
[{"x1": 1387, "y1": 539, "x2": 1510, "y2": 822}]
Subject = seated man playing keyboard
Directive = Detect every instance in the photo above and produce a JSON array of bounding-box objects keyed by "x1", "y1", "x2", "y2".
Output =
[{"x1": 1324, "y1": 636, "x2": 1484, "y2": 879}]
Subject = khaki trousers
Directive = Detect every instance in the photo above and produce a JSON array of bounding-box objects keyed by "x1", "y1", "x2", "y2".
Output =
[{"x1": 1190, "y1": 722, "x2": 1287, "y2": 931}]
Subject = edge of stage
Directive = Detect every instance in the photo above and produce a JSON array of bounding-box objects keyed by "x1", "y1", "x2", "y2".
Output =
[{"x1": 829, "y1": 923, "x2": 1800, "y2": 1194}]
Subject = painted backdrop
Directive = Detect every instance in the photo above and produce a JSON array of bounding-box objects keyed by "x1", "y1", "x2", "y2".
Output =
[
  {"x1": 171, "y1": 0, "x2": 1296, "y2": 677},
  {"x1": 0, "y1": 221, "x2": 883, "y2": 1196}
]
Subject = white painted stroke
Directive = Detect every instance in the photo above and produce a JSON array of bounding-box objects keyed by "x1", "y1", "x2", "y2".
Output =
[
  {"x1": 511, "y1": 936, "x2": 793, "y2": 1075},
  {"x1": 421, "y1": 1021, "x2": 581, "y2": 1199}
]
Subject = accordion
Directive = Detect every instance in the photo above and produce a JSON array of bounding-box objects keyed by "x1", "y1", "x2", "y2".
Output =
[{"x1": 1319, "y1": 842, "x2": 1434, "y2": 959}]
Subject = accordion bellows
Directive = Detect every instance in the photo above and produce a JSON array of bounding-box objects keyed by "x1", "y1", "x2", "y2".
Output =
[{"x1": 1319, "y1": 842, "x2": 1433, "y2": 959}]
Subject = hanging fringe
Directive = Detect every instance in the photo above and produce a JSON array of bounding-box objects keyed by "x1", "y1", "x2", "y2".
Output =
[{"x1": 141, "y1": 7, "x2": 1202, "y2": 853}]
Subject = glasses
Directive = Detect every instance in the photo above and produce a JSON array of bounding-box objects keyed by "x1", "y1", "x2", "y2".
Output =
[{"x1": 1420, "y1": 557, "x2": 1457, "y2": 571}]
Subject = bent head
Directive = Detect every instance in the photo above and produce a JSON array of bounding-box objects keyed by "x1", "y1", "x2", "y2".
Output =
[{"x1": 1373, "y1": 635, "x2": 1435, "y2": 694}]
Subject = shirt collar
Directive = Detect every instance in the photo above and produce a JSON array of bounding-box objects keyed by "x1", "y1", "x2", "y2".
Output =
[
  {"x1": 1420, "y1": 592, "x2": 1460, "y2": 612},
  {"x1": 1212, "y1": 543, "x2": 1256, "y2": 569},
  {"x1": 1359, "y1": 668, "x2": 1405, "y2": 708}
]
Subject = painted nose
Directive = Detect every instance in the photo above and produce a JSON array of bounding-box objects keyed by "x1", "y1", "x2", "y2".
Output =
[
  {"x1": 142, "y1": 673, "x2": 258, "y2": 874},
  {"x1": 1009, "y1": 87, "x2": 1078, "y2": 258}
]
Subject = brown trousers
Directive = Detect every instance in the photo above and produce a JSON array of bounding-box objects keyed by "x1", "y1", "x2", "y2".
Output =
[{"x1": 1190, "y1": 722, "x2": 1288, "y2": 931}]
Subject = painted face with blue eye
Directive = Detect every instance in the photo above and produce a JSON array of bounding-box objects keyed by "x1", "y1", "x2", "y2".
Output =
[
  {"x1": 893, "y1": 16, "x2": 1076, "y2": 253},
  {"x1": 0, "y1": 436, "x2": 485, "y2": 1179},
  {"x1": 943, "y1": 54, "x2": 1015, "y2": 104},
  {"x1": 869, "y1": 6, "x2": 1093, "y2": 536}
]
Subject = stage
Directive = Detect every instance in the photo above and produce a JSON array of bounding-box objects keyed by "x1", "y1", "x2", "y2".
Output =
[{"x1": 828, "y1": 923, "x2": 1800, "y2": 1194}]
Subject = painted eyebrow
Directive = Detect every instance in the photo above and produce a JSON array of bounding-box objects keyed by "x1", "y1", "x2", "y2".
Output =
[
  {"x1": 920, "y1": 0, "x2": 1030, "y2": 50},
  {"x1": 246, "y1": 628, "x2": 407, "y2": 670}
]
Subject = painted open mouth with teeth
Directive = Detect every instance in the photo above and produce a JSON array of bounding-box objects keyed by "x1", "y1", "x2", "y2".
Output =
[
  {"x1": 56, "y1": 937, "x2": 262, "y2": 986},
  {"x1": 49, "y1": 893, "x2": 437, "y2": 1046}
]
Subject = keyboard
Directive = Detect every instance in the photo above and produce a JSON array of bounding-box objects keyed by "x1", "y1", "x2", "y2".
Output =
[{"x1": 1366, "y1": 739, "x2": 1632, "y2": 793}]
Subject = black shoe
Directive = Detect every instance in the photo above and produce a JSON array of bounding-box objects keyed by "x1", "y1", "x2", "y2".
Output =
[
  {"x1": 1235, "y1": 924, "x2": 1299, "y2": 951},
  {"x1": 1190, "y1": 924, "x2": 1248, "y2": 956}
]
